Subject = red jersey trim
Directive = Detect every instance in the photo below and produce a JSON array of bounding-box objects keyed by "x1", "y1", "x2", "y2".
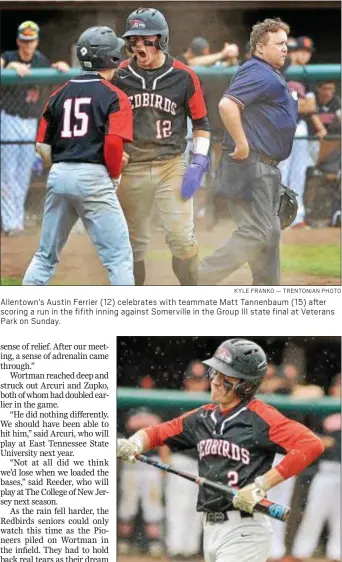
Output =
[
  {"x1": 49, "y1": 81, "x2": 69, "y2": 99},
  {"x1": 119, "y1": 59, "x2": 131, "y2": 69},
  {"x1": 172, "y1": 59, "x2": 207, "y2": 120},
  {"x1": 36, "y1": 116, "x2": 49, "y2": 143},
  {"x1": 101, "y1": 79, "x2": 133, "y2": 142},
  {"x1": 145, "y1": 406, "x2": 214, "y2": 449},
  {"x1": 36, "y1": 82, "x2": 69, "y2": 143},
  {"x1": 248, "y1": 399, "x2": 324, "y2": 478}
]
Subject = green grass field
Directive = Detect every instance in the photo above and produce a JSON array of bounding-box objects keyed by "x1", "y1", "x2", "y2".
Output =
[
  {"x1": 1, "y1": 277, "x2": 21, "y2": 286},
  {"x1": 2, "y1": 243, "x2": 339, "y2": 286},
  {"x1": 280, "y1": 244, "x2": 340, "y2": 278}
]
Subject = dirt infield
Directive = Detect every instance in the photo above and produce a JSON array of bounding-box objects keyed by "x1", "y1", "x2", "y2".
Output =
[{"x1": 1, "y1": 220, "x2": 340, "y2": 285}]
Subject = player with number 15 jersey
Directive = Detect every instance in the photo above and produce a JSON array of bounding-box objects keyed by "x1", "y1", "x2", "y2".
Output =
[
  {"x1": 22, "y1": 26, "x2": 134, "y2": 286},
  {"x1": 114, "y1": 7, "x2": 210, "y2": 287}
]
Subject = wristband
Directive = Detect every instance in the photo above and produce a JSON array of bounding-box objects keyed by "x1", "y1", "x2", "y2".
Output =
[
  {"x1": 193, "y1": 136, "x2": 210, "y2": 156},
  {"x1": 255, "y1": 475, "x2": 271, "y2": 492}
]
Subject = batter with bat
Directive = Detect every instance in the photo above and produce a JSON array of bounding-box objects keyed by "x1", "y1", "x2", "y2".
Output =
[{"x1": 117, "y1": 338, "x2": 324, "y2": 562}]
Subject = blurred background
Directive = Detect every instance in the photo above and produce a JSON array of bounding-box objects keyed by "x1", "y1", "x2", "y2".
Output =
[
  {"x1": 1, "y1": 1, "x2": 341, "y2": 285},
  {"x1": 117, "y1": 336, "x2": 341, "y2": 562}
]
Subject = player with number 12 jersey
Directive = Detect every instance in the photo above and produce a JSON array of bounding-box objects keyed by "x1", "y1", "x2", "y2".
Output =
[{"x1": 113, "y1": 7, "x2": 210, "y2": 287}]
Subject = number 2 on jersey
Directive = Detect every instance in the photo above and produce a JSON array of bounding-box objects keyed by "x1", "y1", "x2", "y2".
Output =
[
  {"x1": 61, "y1": 98, "x2": 91, "y2": 138},
  {"x1": 156, "y1": 119, "x2": 172, "y2": 139},
  {"x1": 227, "y1": 470, "x2": 239, "y2": 487}
]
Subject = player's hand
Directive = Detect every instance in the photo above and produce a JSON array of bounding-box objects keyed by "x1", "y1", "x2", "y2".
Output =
[
  {"x1": 181, "y1": 154, "x2": 209, "y2": 200},
  {"x1": 112, "y1": 175, "x2": 121, "y2": 191},
  {"x1": 51, "y1": 61, "x2": 70, "y2": 73},
  {"x1": 232, "y1": 480, "x2": 267, "y2": 514},
  {"x1": 121, "y1": 151, "x2": 130, "y2": 169},
  {"x1": 321, "y1": 435, "x2": 335, "y2": 448},
  {"x1": 316, "y1": 127, "x2": 328, "y2": 139},
  {"x1": 117, "y1": 438, "x2": 141, "y2": 464},
  {"x1": 229, "y1": 142, "x2": 249, "y2": 160},
  {"x1": 222, "y1": 43, "x2": 239, "y2": 59},
  {"x1": 13, "y1": 63, "x2": 31, "y2": 77}
]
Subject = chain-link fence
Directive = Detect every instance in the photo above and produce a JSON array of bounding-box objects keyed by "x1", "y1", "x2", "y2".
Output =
[
  {"x1": 1, "y1": 69, "x2": 341, "y2": 235},
  {"x1": 0, "y1": 83, "x2": 51, "y2": 234}
]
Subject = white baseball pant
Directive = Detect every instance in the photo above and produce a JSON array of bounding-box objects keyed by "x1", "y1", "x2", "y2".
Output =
[
  {"x1": 118, "y1": 456, "x2": 164, "y2": 523},
  {"x1": 268, "y1": 453, "x2": 296, "y2": 558},
  {"x1": 292, "y1": 460, "x2": 340, "y2": 560},
  {"x1": 203, "y1": 511, "x2": 272, "y2": 562},
  {"x1": 165, "y1": 453, "x2": 203, "y2": 556}
]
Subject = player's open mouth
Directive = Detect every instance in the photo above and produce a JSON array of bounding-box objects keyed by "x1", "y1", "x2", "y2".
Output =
[{"x1": 137, "y1": 50, "x2": 147, "y2": 59}]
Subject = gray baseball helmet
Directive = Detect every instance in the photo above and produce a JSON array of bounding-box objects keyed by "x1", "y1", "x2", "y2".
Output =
[
  {"x1": 77, "y1": 26, "x2": 125, "y2": 70},
  {"x1": 123, "y1": 7, "x2": 169, "y2": 52}
]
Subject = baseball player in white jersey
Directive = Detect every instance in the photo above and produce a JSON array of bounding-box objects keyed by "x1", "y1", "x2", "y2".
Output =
[
  {"x1": 285, "y1": 374, "x2": 341, "y2": 562},
  {"x1": 165, "y1": 363, "x2": 210, "y2": 558}
]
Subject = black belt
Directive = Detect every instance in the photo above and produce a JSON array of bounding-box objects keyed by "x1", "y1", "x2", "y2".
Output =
[
  {"x1": 205, "y1": 511, "x2": 253, "y2": 523},
  {"x1": 256, "y1": 153, "x2": 279, "y2": 167}
]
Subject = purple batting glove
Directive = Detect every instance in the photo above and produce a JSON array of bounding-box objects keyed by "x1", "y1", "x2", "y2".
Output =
[
  {"x1": 32, "y1": 154, "x2": 44, "y2": 176},
  {"x1": 181, "y1": 154, "x2": 209, "y2": 200}
]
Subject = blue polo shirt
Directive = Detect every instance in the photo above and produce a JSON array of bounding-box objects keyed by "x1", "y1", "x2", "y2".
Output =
[{"x1": 222, "y1": 56, "x2": 298, "y2": 161}]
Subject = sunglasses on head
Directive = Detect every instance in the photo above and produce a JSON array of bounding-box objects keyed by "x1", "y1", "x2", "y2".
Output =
[{"x1": 129, "y1": 37, "x2": 156, "y2": 47}]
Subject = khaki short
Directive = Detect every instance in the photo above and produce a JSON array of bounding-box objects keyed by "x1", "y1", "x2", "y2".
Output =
[{"x1": 117, "y1": 154, "x2": 198, "y2": 263}]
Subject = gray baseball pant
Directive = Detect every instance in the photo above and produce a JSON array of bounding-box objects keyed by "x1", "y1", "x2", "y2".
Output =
[{"x1": 198, "y1": 157, "x2": 281, "y2": 286}]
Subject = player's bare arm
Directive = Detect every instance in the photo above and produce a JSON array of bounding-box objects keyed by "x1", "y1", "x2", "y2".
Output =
[
  {"x1": 310, "y1": 113, "x2": 328, "y2": 138},
  {"x1": 187, "y1": 44, "x2": 237, "y2": 67},
  {"x1": 36, "y1": 142, "x2": 52, "y2": 167},
  {"x1": 298, "y1": 96, "x2": 317, "y2": 114},
  {"x1": 218, "y1": 97, "x2": 249, "y2": 159}
]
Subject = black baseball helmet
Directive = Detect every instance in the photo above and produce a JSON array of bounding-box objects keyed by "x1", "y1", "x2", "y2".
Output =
[
  {"x1": 203, "y1": 338, "x2": 267, "y2": 399},
  {"x1": 77, "y1": 26, "x2": 125, "y2": 70},
  {"x1": 122, "y1": 7, "x2": 169, "y2": 52}
]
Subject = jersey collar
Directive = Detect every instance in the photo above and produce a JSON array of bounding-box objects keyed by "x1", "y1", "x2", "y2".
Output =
[
  {"x1": 216, "y1": 398, "x2": 249, "y2": 418},
  {"x1": 77, "y1": 71, "x2": 103, "y2": 80},
  {"x1": 130, "y1": 53, "x2": 173, "y2": 74},
  {"x1": 251, "y1": 55, "x2": 283, "y2": 77}
]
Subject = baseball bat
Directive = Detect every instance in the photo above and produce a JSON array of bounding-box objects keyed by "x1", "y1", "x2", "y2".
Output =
[{"x1": 135, "y1": 453, "x2": 291, "y2": 522}]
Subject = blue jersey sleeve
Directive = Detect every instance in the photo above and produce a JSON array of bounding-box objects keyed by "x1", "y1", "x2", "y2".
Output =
[{"x1": 223, "y1": 68, "x2": 269, "y2": 108}]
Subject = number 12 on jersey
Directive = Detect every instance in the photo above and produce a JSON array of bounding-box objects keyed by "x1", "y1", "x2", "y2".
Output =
[{"x1": 156, "y1": 119, "x2": 172, "y2": 139}]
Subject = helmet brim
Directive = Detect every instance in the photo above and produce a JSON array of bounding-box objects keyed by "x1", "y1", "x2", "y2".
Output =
[
  {"x1": 122, "y1": 29, "x2": 161, "y2": 38},
  {"x1": 202, "y1": 357, "x2": 243, "y2": 379}
]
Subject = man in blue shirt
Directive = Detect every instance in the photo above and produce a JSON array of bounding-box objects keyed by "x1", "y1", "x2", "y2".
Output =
[{"x1": 198, "y1": 18, "x2": 298, "y2": 286}]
